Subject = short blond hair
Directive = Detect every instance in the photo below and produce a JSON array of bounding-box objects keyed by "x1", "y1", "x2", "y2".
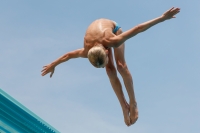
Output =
[{"x1": 88, "y1": 46, "x2": 107, "y2": 67}]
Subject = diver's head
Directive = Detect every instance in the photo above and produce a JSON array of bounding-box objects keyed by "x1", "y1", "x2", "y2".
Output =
[{"x1": 88, "y1": 44, "x2": 108, "y2": 68}]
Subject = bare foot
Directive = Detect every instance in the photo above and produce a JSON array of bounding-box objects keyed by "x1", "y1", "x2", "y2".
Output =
[
  {"x1": 130, "y1": 103, "x2": 138, "y2": 125},
  {"x1": 122, "y1": 104, "x2": 131, "y2": 126}
]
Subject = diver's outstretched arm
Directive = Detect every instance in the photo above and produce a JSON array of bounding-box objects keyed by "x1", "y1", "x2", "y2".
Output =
[
  {"x1": 41, "y1": 48, "x2": 87, "y2": 77},
  {"x1": 122, "y1": 7, "x2": 180, "y2": 38},
  {"x1": 107, "y1": 7, "x2": 180, "y2": 47},
  {"x1": 51, "y1": 48, "x2": 87, "y2": 66}
]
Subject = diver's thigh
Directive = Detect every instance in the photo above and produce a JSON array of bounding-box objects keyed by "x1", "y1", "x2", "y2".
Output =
[
  {"x1": 113, "y1": 29, "x2": 126, "y2": 63},
  {"x1": 114, "y1": 43, "x2": 126, "y2": 64},
  {"x1": 106, "y1": 48, "x2": 115, "y2": 68}
]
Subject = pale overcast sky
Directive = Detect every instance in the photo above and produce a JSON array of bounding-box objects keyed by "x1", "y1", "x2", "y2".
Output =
[{"x1": 0, "y1": 0, "x2": 199, "y2": 133}]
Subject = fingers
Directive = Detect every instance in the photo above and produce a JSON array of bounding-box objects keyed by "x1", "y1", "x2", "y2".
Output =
[
  {"x1": 41, "y1": 65, "x2": 49, "y2": 76},
  {"x1": 175, "y1": 10, "x2": 180, "y2": 15},
  {"x1": 164, "y1": 7, "x2": 174, "y2": 14},
  {"x1": 43, "y1": 65, "x2": 47, "y2": 68},
  {"x1": 41, "y1": 70, "x2": 50, "y2": 77},
  {"x1": 41, "y1": 66, "x2": 55, "y2": 77},
  {"x1": 41, "y1": 71, "x2": 47, "y2": 76},
  {"x1": 167, "y1": 7, "x2": 180, "y2": 13},
  {"x1": 164, "y1": 7, "x2": 180, "y2": 19},
  {"x1": 50, "y1": 70, "x2": 54, "y2": 78},
  {"x1": 171, "y1": 8, "x2": 180, "y2": 14},
  {"x1": 172, "y1": 8, "x2": 180, "y2": 13},
  {"x1": 169, "y1": 7, "x2": 180, "y2": 11},
  {"x1": 41, "y1": 69, "x2": 46, "y2": 72},
  {"x1": 171, "y1": 8, "x2": 180, "y2": 18},
  {"x1": 169, "y1": 7, "x2": 175, "y2": 12},
  {"x1": 41, "y1": 66, "x2": 47, "y2": 72},
  {"x1": 41, "y1": 67, "x2": 48, "y2": 76}
]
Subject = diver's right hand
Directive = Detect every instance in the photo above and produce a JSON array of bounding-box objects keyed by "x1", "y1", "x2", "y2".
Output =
[{"x1": 41, "y1": 63, "x2": 55, "y2": 78}]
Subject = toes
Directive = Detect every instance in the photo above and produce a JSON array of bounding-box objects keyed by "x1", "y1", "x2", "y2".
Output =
[
  {"x1": 130, "y1": 115, "x2": 138, "y2": 125},
  {"x1": 124, "y1": 117, "x2": 131, "y2": 126}
]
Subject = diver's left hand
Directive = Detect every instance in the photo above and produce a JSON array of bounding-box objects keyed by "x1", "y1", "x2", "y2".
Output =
[{"x1": 162, "y1": 7, "x2": 180, "y2": 20}]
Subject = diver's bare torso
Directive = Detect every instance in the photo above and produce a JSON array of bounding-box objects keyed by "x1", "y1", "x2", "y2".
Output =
[{"x1": 84, "y1": 19, "x2": 116, "y2": 50}]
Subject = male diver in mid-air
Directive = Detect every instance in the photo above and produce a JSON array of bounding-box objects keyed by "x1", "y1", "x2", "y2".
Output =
[{"x1": 41, "y1": 7, "x2": 180, "y2": 126}]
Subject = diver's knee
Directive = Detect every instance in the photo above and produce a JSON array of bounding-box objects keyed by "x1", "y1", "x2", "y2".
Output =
[
  {"x1": 116, "y1": 62, "x2": 128, "y2": 74},
  {"x1": 106, "y1": 66, "x2": 117, "y2": 78}
]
